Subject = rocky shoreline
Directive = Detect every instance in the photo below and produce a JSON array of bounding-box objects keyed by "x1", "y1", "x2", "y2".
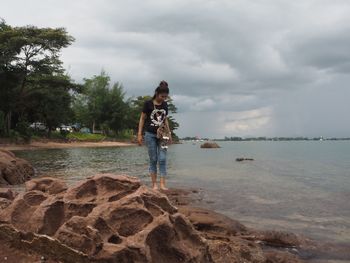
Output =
[
  {"x1": 0, "y1": 140, "x2": 135, "y2": 151},
  {"x1": 0, "y1": 172, "x2": 327, "y2": 263}
]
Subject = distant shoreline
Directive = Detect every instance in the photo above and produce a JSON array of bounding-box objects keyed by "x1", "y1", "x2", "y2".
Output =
[
  {"x1": 182, "y1": 138, "x2": 350, "y2": 142},
  {"x1": 0, "y1": 140, "x2": 136, "y2": 151}
]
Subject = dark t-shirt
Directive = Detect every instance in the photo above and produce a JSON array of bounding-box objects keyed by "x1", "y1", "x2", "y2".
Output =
[{"x1": 142, "y1": 99, "x2": 168, "y2": 134}]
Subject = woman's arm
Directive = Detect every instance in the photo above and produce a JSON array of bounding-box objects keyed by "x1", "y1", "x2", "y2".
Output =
[{"x1": 137, "y1": 112, "x2": 146, "y2": 146}]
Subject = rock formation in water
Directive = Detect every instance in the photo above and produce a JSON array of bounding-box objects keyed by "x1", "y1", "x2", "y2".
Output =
[
  {"x1": 200, "y1": 142, "x2": 221, "y2": 149},
  {"x1": 0, "y1": 149, "x2": 34, "y2": 185},
  {"x1": 236, "y1": 157, "x2": 254, "y2": 162},
  {"x1": 0, "y1": 174, "x2": 308, "y2": 262}
]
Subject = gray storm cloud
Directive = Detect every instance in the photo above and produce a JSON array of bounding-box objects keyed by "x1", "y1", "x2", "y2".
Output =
[{"x1": 2, "y1": 0, "x2": 350, "y2": 137}]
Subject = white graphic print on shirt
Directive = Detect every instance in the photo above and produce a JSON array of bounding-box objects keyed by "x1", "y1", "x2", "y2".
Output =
[{"x1": 150, "y1": 109, "x2": 166, "y2": 127}]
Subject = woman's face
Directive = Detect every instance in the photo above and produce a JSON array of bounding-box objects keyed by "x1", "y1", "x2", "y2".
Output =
[{"x1": 156, "y1": 93, "x2": 168, "y2": 102}]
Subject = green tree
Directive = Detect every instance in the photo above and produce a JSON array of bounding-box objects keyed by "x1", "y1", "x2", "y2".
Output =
[
  {"x1": 0, "y1": 19, "x2": 21, "y2": 135},
  {"x1": 165, "y1": 97, "x2": 179, "y2": 140},
  {"x1": 30, "y1": 74, "x2": 78, "y2": 137},
  {"x1": 71, "y1": 93, "x2": 90, "y2": 129},
  {"x1": 128, "y1": 95, "x2": 152, "y2": 132},
  {"x1": 0, "y1": 19, "x2": 75, "y2": 136},
  {"x1": 103, "y1": 82, "x2": 129, "y2": 134},
  {"x1": 84, "y1": 71, "x2": 110, "y2": 133},
  {"x1": 72, "y1": 72, "x2": 130, "y2": 135}
]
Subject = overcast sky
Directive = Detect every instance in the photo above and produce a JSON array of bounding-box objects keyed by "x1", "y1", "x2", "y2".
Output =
[{"x1": 2, "y1": 0, "x2": 350, "y2": 138}]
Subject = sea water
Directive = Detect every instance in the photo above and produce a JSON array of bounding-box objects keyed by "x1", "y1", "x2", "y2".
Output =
[{"x1": 13, "y1": 141, "x2": 350, "y2": 244}]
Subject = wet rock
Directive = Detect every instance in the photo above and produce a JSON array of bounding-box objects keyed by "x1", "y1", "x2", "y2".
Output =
[
  {"x1": 163, "y1": 190, "x2": 308, "y2": 263},
  {"x1": 177, "y1": 206, "x2": 267, "y2": 263},
  {"x1": 236, "y1": 158, "x2": 254, "y2": 162},
  {"x1": 178, "y1": 207, "x2": 306, "y2": 263},
  {"x1": 257, "y1": 230, "x2": 306, "y2": 248},
  {"x1": 25, "y1": 176, "x2": 67, "y2": 194},
  {"x1": 164, "y1": 187, "x2": 203, "y2": 206},
  {"x1": 0, "y1": 188, "x2": 17, "y2": 200},
  {"x1": 200, "y1": 142, "x2": 221, "y2": 148},
  {"x1": 178, "y1": 206, "x2": 248, "y2": 237},
  {"x1": 0, "y1": 149, "x2": 34, "y2": 185},
  {"x1": 264, "y1": 250, "x2": 302, "y2": 263},
  {"x1": 208, "y1": 237, "x2": 266, "y2": 263}
]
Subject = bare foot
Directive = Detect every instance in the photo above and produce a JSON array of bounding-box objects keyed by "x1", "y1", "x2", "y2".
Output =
[
  {"x1": 160, "y1": 185, "x2": 169, "y2": 191},
  {"x1": 152, "y1": 184, "x2": 159, "y2": 190},
  {"x1": 160, "y1": 177, "x2": 168, "y2": 191}
]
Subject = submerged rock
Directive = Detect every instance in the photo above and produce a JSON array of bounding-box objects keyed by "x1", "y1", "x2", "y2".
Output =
[
  {"x1": 0, "y1": 149, "x2": 34, "y2": 185},
  {"x1": 236, "y1": 158, "x2": 254, "y2": 162},
  {"x1": 200, "y1": 142, "x2": 221, "y2": 148},
  {"x1": 25, "y1": 176, "x2": 68, "y2": 194}
]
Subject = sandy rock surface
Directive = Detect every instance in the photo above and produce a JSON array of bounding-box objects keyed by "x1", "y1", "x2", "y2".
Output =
[{"x1": 0, "y1": 149, "x2": 34, "y2": 185}]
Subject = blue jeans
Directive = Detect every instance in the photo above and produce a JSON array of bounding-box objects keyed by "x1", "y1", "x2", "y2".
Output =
[{"x1": 144, "y1": 131, "x2": 167, "y2": 177}]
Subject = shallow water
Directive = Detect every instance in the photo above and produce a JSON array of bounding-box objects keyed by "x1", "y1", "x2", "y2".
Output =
[{"x1": 13, "y1": 141, "x2": 350, "y2": 245}]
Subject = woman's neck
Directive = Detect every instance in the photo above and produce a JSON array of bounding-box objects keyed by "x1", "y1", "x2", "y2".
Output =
[{"x1": 153, "y1": 98, "x2": 162, "y2": 105}]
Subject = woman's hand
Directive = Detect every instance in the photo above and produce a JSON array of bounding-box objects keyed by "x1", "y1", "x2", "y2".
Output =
[
  {"x1": 137, "y1": 133, "x2": 143, "y2": 146},
  {"x1": 137, "y1": 113, "x2": 145, "y2": 146},
  {"x1": 169, "y1": 135, "x2": 173, "y2": 145}
]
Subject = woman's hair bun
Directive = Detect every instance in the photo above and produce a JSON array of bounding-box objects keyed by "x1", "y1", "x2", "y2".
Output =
[
  {"x1": 153, "y1": 80, "x2": 169, "y2": 99},
  {"x1": 158, "y1": 80, "x2": 168, "y2": 88}
]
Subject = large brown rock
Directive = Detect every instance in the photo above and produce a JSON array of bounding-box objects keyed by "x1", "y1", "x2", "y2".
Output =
[
  {"x1": 0, "y1": 149, "x2": 34, "y2": 185},
  {"x1": 200, "y1": 142, "x2": 221, "y2": 148},
  {"x1": 0, "y1": 174, "x2": 213, "y2": 262}
]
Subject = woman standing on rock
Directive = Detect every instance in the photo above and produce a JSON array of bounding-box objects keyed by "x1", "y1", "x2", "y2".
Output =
[{"x1": 137, "y1": 81, "x2": 172, "y2": 190}]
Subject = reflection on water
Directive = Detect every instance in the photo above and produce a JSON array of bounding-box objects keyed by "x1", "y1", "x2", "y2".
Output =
[
  {"x1": 14, "y1": 141, "x2": 350, "y2": 244},
  {"x1": 16, "y1": 147, "x2": 151, "y2": 185}
]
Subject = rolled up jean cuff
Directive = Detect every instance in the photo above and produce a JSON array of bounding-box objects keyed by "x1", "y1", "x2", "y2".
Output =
[{"x1": 144, "y1": 131, "x2": 167, "y2": 177}]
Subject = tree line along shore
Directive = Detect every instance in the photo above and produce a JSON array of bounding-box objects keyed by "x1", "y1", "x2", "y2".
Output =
[{"x1": 0, "y1": 19, "x2": 179, "y2": 144}]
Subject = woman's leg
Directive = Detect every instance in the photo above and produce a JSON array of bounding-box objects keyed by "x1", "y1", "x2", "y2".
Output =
[
  {"x1": 144, "y1": 132, "x2": 158, "y2": 190},
  {"x1": 158, "y1": 143, "x2": 168, "y2": 190}
]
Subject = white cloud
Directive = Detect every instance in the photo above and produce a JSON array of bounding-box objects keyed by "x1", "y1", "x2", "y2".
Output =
[{"x1": 222, "y1": 107, "x2": 273, "y2": 135}]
